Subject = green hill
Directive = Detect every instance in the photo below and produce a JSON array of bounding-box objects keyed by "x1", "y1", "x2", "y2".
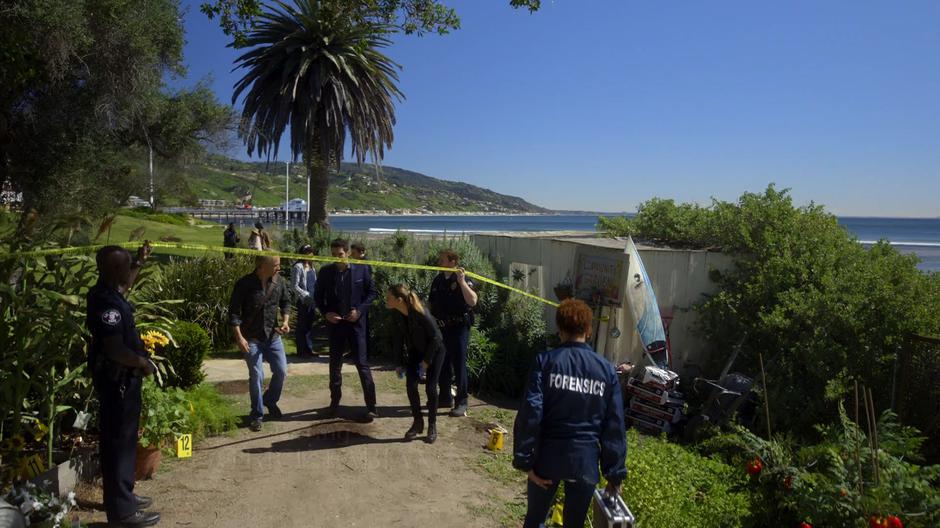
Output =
[{"x1": 157, "y1": 155, "x2": 547, "y2": 213}]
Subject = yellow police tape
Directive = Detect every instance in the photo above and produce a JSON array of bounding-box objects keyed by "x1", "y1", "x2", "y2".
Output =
[{"x1": 2, "y1": 241, "x2": 560, "y2": 308}]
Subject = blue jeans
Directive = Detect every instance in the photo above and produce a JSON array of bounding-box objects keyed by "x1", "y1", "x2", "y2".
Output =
[
  {"x1": 245, "y1": 335, "x2": 287, "y2": 420},
  {"x1": 523, "y1": 479, "x2": 595, "y2": 528}
]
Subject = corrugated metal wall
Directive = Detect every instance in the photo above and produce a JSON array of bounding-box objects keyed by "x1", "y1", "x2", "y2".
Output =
[{"x1": 471, "y1": 234, "x2": 732, "y2": 372}]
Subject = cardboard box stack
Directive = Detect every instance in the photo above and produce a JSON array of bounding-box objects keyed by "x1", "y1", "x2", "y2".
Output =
[{"x1": 625, "y1": 366, "x2": 685, "y2": 435}]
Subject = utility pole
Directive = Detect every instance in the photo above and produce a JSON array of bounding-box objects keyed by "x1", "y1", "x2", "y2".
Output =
[{"x1": 285, "y1": 161, "x2": 290, "y2": 231}]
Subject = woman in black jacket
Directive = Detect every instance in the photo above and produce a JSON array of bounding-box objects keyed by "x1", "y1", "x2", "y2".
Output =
[{"x1": 385, "y1": 283, "x2": 446, "y2": 443}]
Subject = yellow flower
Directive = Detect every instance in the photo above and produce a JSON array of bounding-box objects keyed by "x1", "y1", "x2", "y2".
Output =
[
  {"x1": 141, "y1": 330, "x2": 169, "y2": 355},
  {"x1": 32, "y1": 423, "x2": 48, "y2": 442}
]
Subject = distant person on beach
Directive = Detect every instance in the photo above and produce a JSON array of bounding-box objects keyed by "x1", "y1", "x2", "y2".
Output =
[
  {"x1": 291, "y1": 244, "x2": 318, "y2": 358},
  {"x1": 229, "y1": 255, "x2": 291, "y2": 432},
  {"x1": 314, "y1": 238, "x2": 379, "y2": 420},
  {"x1": 513, "y1": 299, "x2": 627, "y2": 528},
  {"x1": 386, "y1": 284, "x2": 445, "y2": 443},
  {"x1": 248, "y1": 222, "x2": 271, "y2": 251},
  {"x1": 429, "y1": 249, "x2": 477, "y2": 417},
  {"x1": 223, "y1": 223, "x2": 240, "y2": 259}
]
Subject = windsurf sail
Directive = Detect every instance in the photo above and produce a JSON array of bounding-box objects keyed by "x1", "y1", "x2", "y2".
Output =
[{"x1": 623, "y1": 236, "x2": 669, "y2": 368}]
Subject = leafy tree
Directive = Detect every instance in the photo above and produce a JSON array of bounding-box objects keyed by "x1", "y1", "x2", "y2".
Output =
[
  {"x1": 0, "y1": 0, "x2": 233, "y2": 238},
  {"x1": 232, "y1": 0, "x2": 403, "y2": 229},
  {"x1": 201, "y1": 0, "x2": 542, "y2": 42},
  {"x1": 599, "y1": 186, "x2": 940, "y2": 439}
]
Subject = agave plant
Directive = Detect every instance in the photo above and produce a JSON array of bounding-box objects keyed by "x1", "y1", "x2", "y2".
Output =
[{"x1": 232, "y1": 0, "x2": 403, "y2": 229}]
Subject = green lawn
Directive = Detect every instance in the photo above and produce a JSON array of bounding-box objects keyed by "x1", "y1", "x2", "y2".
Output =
[{"x1": 98, "y1": 214, "x2": 258, "y2": 260}]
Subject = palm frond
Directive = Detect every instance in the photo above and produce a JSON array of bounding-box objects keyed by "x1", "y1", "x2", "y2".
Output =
[{"x1": 231, "y1": 0, "x2": 402, "y2": 165}]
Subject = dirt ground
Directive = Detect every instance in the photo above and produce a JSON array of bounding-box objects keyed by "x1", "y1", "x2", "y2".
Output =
[{"x1": 73, "y1": 365, "x2": 527, "y2": 527}]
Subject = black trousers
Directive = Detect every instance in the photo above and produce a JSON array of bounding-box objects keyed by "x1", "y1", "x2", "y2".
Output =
[
  {"x1": 327, "y1": 321, "x2": 377, "y2": 409},
  {"x1": 406, "y1": 346, "x2": 445, "y2": 424},
  {"x1": 439, "y1": 324, "x2": 470, "y2": 406},
  {"x1": 523, "y1": 479, "x2": 595, "y2": 528},
  {"x1": 96, "y1": 375, "x2": 142, "y2": 522},
  {"x1": 295, "y1": 302, "x2": 316, "y2": 356}
]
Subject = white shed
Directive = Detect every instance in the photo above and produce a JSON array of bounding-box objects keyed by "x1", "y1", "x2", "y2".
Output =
[{"x1": 470, "y1": 233, "x2": 732, "y2": 374}]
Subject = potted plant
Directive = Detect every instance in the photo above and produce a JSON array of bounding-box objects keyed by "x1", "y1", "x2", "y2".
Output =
[
  {"x1": 136, "y1": 379, "x2": 188, "y2": 480},
  {"x1": 553, "y1": 271, "x2": 574, "y2": 301}
]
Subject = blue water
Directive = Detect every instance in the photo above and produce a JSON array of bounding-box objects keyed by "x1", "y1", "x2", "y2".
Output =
[{"x1": 327, "y1": 214, "x2": 940, "y2": 272}]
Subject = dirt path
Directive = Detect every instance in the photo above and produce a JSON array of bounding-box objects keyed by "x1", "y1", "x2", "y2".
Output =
[{"x1": 75, "y1": 366, "x2": 526, "y2": 527}]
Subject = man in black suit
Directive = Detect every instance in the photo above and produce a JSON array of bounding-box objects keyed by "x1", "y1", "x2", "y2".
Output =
[{"x1": 314, "y1": 238, "x2": 379, "y2": 420}]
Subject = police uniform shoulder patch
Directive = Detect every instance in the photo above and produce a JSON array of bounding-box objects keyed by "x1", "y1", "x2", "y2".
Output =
[{"x1": 101, "y1": 309, "x2": 122, "y2": 326}]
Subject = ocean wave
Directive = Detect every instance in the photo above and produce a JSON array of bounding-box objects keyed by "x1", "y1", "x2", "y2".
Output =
[
  {"x1": 368, "y1": 228, "x2": 502, "y2": 234},
  {"x1": 858, "y1": 241, "x2": 940, "y2": 248}
]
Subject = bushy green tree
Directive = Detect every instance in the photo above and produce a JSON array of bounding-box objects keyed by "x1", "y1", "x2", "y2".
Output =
[
  {"x1": 201, "y1": 0, "x2": 542, "y2": 42},
  {"x1": 1, "y1": 0, "x2": 232, "y2": 239},
  {"x1": 600, "y1": 186, "x2": 940, "y2": 439}
]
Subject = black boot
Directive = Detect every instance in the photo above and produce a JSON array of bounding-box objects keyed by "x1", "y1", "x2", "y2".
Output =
[
  {"x1": 405, "y1": 417, "x2": 424, "y2": 440},
  {"x1": 426, "y1": 422, "x2": 438, "y2": 444}
]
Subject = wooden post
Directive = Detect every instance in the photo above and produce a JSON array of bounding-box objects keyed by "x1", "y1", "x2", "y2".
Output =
[
  {"x1": 862, "y1": 384, "x2": 876, "y2": 483},
  {"x1": 758, "y1": 351, "x2": 772, "y2": 440},
  {"x1": 867, "y1": 387, "x2": 881, "y2": 486},
  {"x1": 854, "y1": 381, "x2": 864, "y2": 494}
]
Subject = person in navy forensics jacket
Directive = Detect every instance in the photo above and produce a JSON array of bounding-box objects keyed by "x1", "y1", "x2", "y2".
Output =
[
  {"x1": 314, "y1": 238, "x2": 379, "y2": 419},
  {"x1": 512, "y1": 299, "x2": 627, "y2": 528}
]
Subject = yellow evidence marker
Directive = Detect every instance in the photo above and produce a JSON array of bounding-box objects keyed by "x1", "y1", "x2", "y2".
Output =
[{"x1": 176, "y1": 434, "x2": 192, "y2": 458}]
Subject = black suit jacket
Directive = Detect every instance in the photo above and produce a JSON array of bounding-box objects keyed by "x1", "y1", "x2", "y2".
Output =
[{"x1": 314, "y1": 264, "x2": 378, "y2": 324}]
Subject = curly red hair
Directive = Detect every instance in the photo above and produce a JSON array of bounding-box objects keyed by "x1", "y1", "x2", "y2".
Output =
[{"x1": 555, "y1": 299, "x2": 593, "y2": 337}]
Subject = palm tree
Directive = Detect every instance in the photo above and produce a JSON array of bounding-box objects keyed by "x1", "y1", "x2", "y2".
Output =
[{"x1": 232, "y1": 0, "x2": 403, "y2": 229}]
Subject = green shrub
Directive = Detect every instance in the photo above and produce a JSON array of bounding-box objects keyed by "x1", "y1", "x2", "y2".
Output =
[
  {"x1": 139, "y1": 255, "x2": 254, "y2": 348},
  {"x1": 183, "y1": 384, "x2": 240, "y2": 441},
  {"x1": 163, "y1": 321, "x2": 211, "y2": 389},
  {"x1": 476, "y1": 284, "x2": 548, "y2": 396},
  {"x1": 119, "y1": 208, "x2": 192, "y2": 226},
  {"x1": 623, "y1": 430, "x2": 753, "y2": 528},
  {"x1": 599, "y1": 185, "x2": 940, "y2": 442},
  {"x1": 467, "y1": 327, "x2": 498, "y2": 392},
  {"x1": 140, "y1": 378, "x2": 189, "y2": 450},
  {"x1": 698, "y1": 406, "x2": 940, "y2": 528},
  {"x1": 365, "y1": 233, "x2": 500, "y2": 362},
  {"x1": 140, "y1": 380, "x2": 239, "y2": 450}
]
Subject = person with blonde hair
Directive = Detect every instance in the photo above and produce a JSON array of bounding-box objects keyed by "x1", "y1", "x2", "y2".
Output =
[
  {"x1": 229, "y1": 255, "x2": 291, "y2": 432},
  {"x1": 386, "y1": 283, "x2": 446, "y2": 443}
]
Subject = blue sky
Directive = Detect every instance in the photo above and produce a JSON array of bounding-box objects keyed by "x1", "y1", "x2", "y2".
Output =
[{"x1": 177, "y1": 0, "x2": 940, "y2": 216}]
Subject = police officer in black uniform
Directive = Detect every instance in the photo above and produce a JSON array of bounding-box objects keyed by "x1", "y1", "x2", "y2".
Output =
[
  {"x1": 87, "y1": 243, "x2": 161, "y2": 527},
  {"x1": 513, "y1": 298, "x2": 627, "y2": 528},
  {"x1": 428, "y1": 249, "x2": 477, "y2": 417}
]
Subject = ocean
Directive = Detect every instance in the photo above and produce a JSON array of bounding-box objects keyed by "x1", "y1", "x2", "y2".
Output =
[{"x1": 326, "y1": 214, "x2": 940, "y2": 272}]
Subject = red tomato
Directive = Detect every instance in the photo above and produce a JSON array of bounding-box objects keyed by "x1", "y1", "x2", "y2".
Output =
[
  {"x1": 886, "y1": 515, "x2": 903, "y2": 528},
  {"x1": 799, "y1": 522, "x2": 812, "y2": 528},
  {"x1": 870, "y1": 516, "x2": 887, "y2": 528},
  {"x1": 746, "y1": 458, "x2": 763, "y2": 475}
]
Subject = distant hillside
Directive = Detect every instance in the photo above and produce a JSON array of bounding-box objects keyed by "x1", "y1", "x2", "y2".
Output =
[{"x1": 160, "y1": 155, "x2": 548, "y2": 213}]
